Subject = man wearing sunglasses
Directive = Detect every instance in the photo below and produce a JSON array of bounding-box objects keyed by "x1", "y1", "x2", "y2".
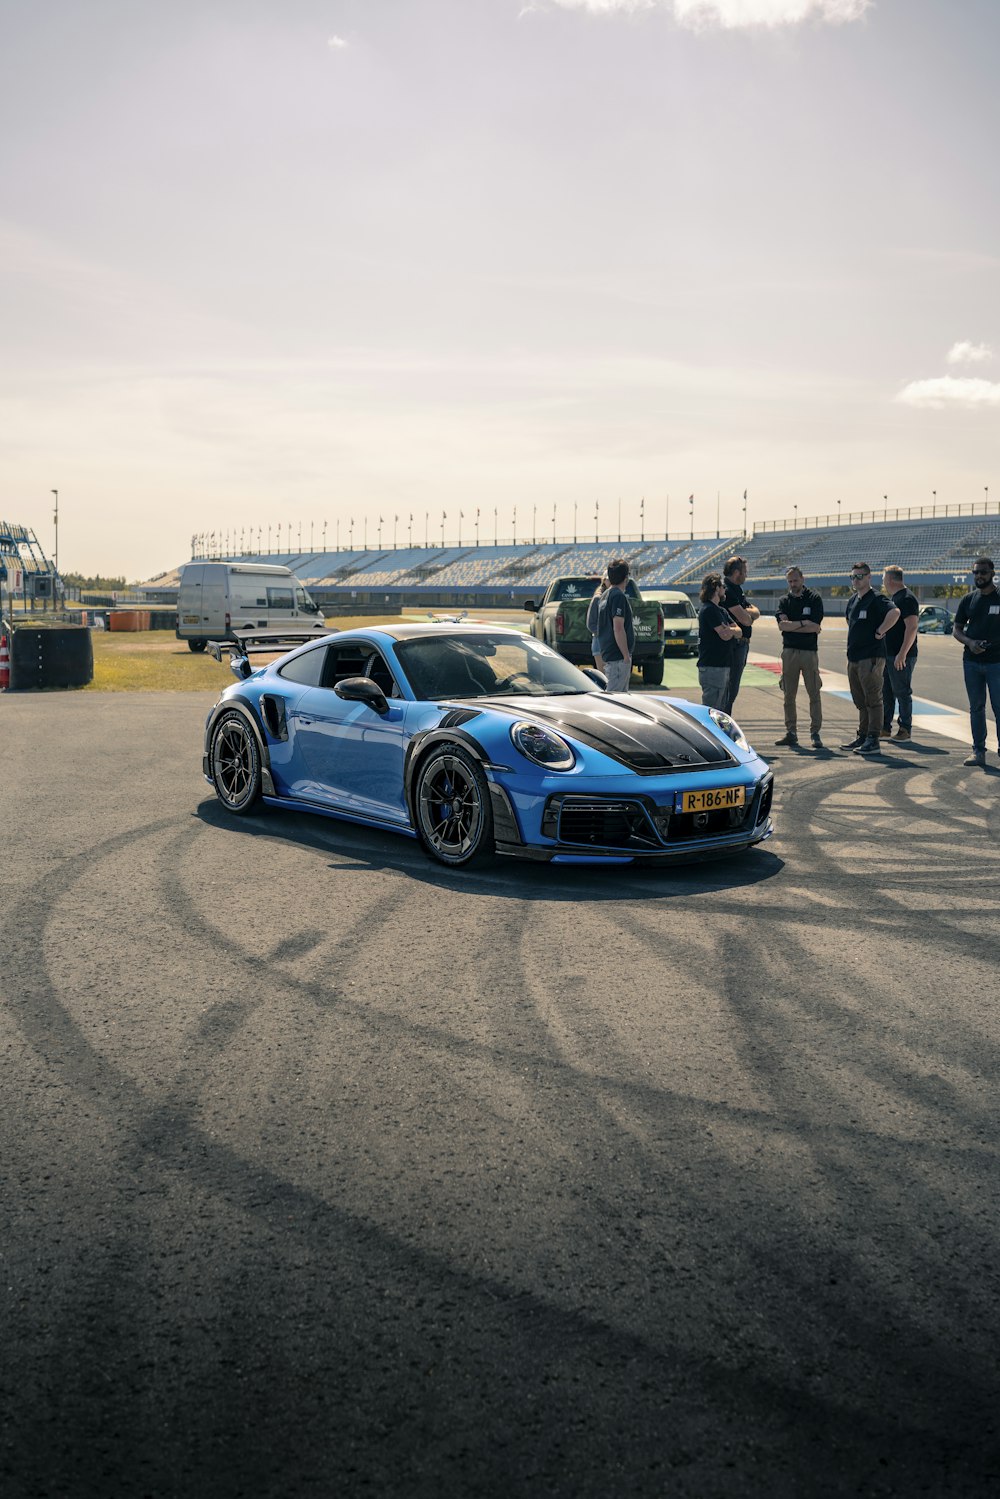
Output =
[
  {"x1": 842, "y1": 563, "x2": 899, "y2": 755},
  {"x1": 953, "y1": 557, "x2": 1000, "y2": 767}
]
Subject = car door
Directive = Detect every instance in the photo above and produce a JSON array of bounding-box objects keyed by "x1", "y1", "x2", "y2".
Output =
[{"x1": 289, "y1": 641, "x2": 409, "y2": 824}]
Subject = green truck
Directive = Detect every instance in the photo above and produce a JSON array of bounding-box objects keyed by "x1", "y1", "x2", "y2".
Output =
[{"x1": 524, "y1": 575, "x2": 665, "y2": 685}]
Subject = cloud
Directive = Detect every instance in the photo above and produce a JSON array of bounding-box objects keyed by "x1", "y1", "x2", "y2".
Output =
[
  {"x1": 327, "y1": 34, "x2": 348, "y2": 49},
  {"x1": 895, "y1": 376, "x2": 1000, "y2": 411},
  {"x1": 672, "y1": 0, "x2": 869, "y2": 27},
  {"x1": 946, "y1": 340, "x2": 993, "y2": 366},
  {"x1": 542, "y1": 0, "x2": 869, "y2": 24}
]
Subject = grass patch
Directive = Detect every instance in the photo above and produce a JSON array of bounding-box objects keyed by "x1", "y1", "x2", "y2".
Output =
[
  {"x1": 78, "y1": 611, "x2": 711, "y2": 693},
  {"x1": 85, "y1": 617, "x2": 413, "y2": 692}
]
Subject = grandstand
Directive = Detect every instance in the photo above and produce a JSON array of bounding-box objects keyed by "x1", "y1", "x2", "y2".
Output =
[
  {"x1": 737, "y1": 514, "x2": 1000, "y2": 589},
  {"x1": 143, "y1": 506, "x2": 1000, "y2": 607}
]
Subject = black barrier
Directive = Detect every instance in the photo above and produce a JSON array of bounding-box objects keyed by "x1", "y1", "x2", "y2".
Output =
[{"x1": 10, "y1": 627, "x2": 94, "y2": 689}]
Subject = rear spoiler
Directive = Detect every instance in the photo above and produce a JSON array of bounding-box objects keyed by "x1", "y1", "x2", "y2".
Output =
[{"x1": 207, "y1": 628, "x2": 327, "y2": 664}]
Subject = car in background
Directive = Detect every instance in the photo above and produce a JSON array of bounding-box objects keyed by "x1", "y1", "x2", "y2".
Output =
[
  {"x1": 639, "y1": 589, "x2": 698, "y2": 656},
  {"x1": 917, "y1": 604, "x2": 953, "y2": 635},
  {"x1": 177, "y1": 561, "x2": 325, "y2": 653},
  {"x1": 524, "y1": 576, "x2": 665, "y2": 685},
  {"x1": 204, "y1": 623, "x2": 774, "y2": 869}
]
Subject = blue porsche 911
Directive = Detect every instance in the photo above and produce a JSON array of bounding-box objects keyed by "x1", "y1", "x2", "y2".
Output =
[{"x1": 203, "y1": 623, "x2": 774, "y2": 868}]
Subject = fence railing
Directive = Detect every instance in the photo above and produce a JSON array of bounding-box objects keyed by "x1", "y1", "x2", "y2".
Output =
[
  {"x1": 192, "y1": 530, "x2": 740, "y2": 560},
  {"x1": 752, "y1": 500, "x2": 997, "y2": 535}
]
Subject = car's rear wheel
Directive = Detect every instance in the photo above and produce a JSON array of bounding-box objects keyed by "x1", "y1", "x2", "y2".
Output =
[
  {"x1": 188, "y1": 639, "x2": 207, "y2": 653},
  {"x1": 642, "y1": 658, "x2": 665, "y2": 686},
  {"x1": 211, "y1": 710, "x2": 262, "y2": 815},
  {"x1": 414, "y1": 743, "x2": 495, "y2": 867}
]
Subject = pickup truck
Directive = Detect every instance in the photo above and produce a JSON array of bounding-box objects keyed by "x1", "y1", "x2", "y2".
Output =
[{"x1": 524, "y1": 576, "x2": 665, "y2": 685}]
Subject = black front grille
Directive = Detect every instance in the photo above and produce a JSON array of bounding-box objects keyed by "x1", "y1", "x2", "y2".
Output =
[
  {"x1": 758, "y1": 777, "x2": 774, "y2": 821},
  {"x1": 557, "y1": 799, "x2": 659, "y2": 850},
  {"x1": 668, "y1": 805, "x2": 749, "y2": 841}
]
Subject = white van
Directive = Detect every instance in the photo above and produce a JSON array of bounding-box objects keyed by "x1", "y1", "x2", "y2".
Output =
[{"x1": 176, "y1": 561, "x2": 326, "y2": 652}]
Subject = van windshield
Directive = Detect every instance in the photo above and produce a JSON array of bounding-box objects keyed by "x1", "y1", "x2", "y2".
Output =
[{"x1": 296, "y1": 586, "x2": 320, "y2": 614}]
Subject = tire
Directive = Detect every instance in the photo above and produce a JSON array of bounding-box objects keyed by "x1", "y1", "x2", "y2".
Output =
[
  {"x1": 414, "y1": 742, "x2": 495, "y2": 867},
  {"x1": 642, "y1": 658, "x2": 664, "y2": 686},
  {"x1": 188, "y1": 639, "x2": 207, "y2": 653},
  {"x1": 210, "y1": 710, "x2": 263, "y2": 815}
]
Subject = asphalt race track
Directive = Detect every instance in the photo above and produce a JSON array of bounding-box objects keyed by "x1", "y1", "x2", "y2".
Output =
[{"x1": 2, "y1": 679, "x2": 999, "y2": 1498}]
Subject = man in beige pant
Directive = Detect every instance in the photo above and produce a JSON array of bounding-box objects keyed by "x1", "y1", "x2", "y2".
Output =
[{"x1": 774, "y1": 567, "x2": 825, "y2": 748}]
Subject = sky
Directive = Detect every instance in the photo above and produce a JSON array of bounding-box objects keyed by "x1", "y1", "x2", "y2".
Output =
[{"x1": 1, "y1": 0, "x2": 998, "y2": 579}]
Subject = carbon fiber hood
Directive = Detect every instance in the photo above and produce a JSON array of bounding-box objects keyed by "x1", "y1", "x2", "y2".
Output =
[{"x1": 470, "y1": 694, "x2": 737, "y2": 773}]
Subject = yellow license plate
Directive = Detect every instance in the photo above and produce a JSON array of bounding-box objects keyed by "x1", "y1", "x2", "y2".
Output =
[{"x1": 681, "y1": 786, "x2": 746, "y2": 814}]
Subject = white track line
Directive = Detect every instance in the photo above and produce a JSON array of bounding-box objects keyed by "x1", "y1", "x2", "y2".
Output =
[{"x1": 749, "y1": 651, "x2": 974, "y2": 748}]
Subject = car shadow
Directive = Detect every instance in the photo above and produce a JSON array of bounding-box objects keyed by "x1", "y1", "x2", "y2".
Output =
[{"x1": 193, "y1": 797, "x2": 785, "y2": 903}]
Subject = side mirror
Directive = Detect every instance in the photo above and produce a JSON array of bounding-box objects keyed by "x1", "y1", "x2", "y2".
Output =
[
  {"x1": 334, "y1": 676, "x2": 389, "y2": 714},
  {"x1": 523, "y1": 599, "x2": 538, "y2": 613},
  {"x1": 229, "y1": 655, "x2": 252, "y2": 681},
  {"x1": 580, "y1": 667, "x2": 609, "y2": 691}
]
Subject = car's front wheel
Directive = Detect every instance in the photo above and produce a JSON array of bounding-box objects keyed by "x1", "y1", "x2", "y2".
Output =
[
  {"x1": 210, "y1": 710, "x2": 263, "y2": 815},
  {"x1": 414, "y1": 742, "x2": 495, "y2": 867}
]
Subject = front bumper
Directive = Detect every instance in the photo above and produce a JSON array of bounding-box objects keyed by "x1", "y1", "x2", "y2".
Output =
[{"x1": 493, "y1": 773, "x2": 774, "y2": 864}]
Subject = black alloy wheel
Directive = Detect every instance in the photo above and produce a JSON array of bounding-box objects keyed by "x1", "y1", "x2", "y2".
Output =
[
  {"x1": 414, "y1": 742, "x2": 495, "y2": 867},
  {"x1": 211, "y1": 710, "x2": 263, "y2": 814}
]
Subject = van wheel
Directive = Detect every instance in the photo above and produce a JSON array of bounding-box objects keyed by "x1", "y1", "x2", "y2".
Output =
[
  {"x1": 210, "y1": 711, "x2": 262, "y2": 815},
  {"x1": 642, "y1": 658, "x2": 664, "y2": 686},
  {"x1": 189, "y1": 639, "x2": 207, "y2": 653},
  {"x1": 414, "y1": 743, "x2": 494, "y2": 867}
]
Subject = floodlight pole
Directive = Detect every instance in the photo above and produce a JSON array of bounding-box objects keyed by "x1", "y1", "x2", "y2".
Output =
[{"x1": 51, "y1": 489, "x2": 58, "y2": 577}]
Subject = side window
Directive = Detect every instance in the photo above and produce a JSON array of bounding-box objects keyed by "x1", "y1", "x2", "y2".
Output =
[
  {"x1": 278, "y1": 645, "x2": 327, "y2": 687},
  {"x1": 321, "y1": 642, "x2": 370, "y2": 689},
  {"x1": 366, "y1": 649, "x2": 400, "y2": 698},
  {"x1": 267, "y1": 586, "x2": 294, "y2": 610}
]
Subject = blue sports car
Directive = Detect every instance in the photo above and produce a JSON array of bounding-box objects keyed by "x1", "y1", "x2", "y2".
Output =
[{"x1": 203, "y1": 624, "x2": 774, "y2": 868}]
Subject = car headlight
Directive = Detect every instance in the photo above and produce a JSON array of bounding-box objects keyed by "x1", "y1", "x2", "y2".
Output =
[
  {"x1": 510, "y1": 721, "x2": 576, "y2": 771},
  {"x1": 709, "y1": 708, "x2": 750, "y2": 752}
]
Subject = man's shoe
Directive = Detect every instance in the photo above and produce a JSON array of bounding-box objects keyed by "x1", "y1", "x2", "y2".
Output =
[
  {"x1": 879, "y1": 726, "x2": 892, "y2": 738},
  {"x1": 854, "y1": 736, "x2": 881, "y2": 754},
  {"x1": 963, "y1": 750, "x2": 986, "y2": 767},
  {"x1": 810, "y1": 732, "x2": 824, "y2": 749},
  {"x1": 840, "y1": 734, "x2": 865, "y2": 750},
  {"x1": 893, "y1": 726, "x2": 911, "y2": 741},
  {"x1": 774, "y1": 731, "x2": 798, "y2": 746}
]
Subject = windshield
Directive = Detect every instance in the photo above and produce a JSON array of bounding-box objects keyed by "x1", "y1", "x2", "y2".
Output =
[
  {"x1": 658, "y1": 600, "x2": 695, "y2": 619},
  {"x1": 395, "y1": 633, "x2": 599, "y2": 700},
  {"x1": 551, "y1": 578, "x2": 601, "y2": 601},
  {"x1": 296, "y1": 586, "x2": 320, "y2": 614}
]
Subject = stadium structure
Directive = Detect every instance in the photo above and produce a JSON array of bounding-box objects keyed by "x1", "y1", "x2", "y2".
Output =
[
  {"x1": 139, "y1": 503, "x2": 1000, "y2": 609},
  {"x1": 0, "y1": 520, "x2": 60, "y2": 607}
]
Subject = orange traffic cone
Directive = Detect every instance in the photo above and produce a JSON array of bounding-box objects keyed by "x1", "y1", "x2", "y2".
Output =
[{"x1": 0, "y1": 633, "x2": 10, "y2": 691}]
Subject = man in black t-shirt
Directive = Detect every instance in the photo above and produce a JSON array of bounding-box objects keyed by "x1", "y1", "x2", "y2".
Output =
[
  {"x1": 722, "y1": 556, "x2": 759, "y2": 713},
  {"x1": 697, "y1": 572, "x2": 742, "y2": 708},
  {"x1": 774, "y1": 566, "x2": 824, "y2": 748},
  {"x1": 880, "y1": 566, "x2": 920, "y2": 741},
  {"x1": 842, "y1": 562, "x2": 899, "y2": 755},
  {"x1": 952, "y1": 556, "x2": 1000, "y2": 767},
  {"x1": 596, "y1": 557, "x2": 635, "y2": 693}
]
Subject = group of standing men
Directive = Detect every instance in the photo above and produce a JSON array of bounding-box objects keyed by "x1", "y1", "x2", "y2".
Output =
[
  {"x1": 696, "y1": 553, "x2": 1000, "y2": 764},
  {"x1": 695, "y1": 557, "x2": 759, "y2": 715}
]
